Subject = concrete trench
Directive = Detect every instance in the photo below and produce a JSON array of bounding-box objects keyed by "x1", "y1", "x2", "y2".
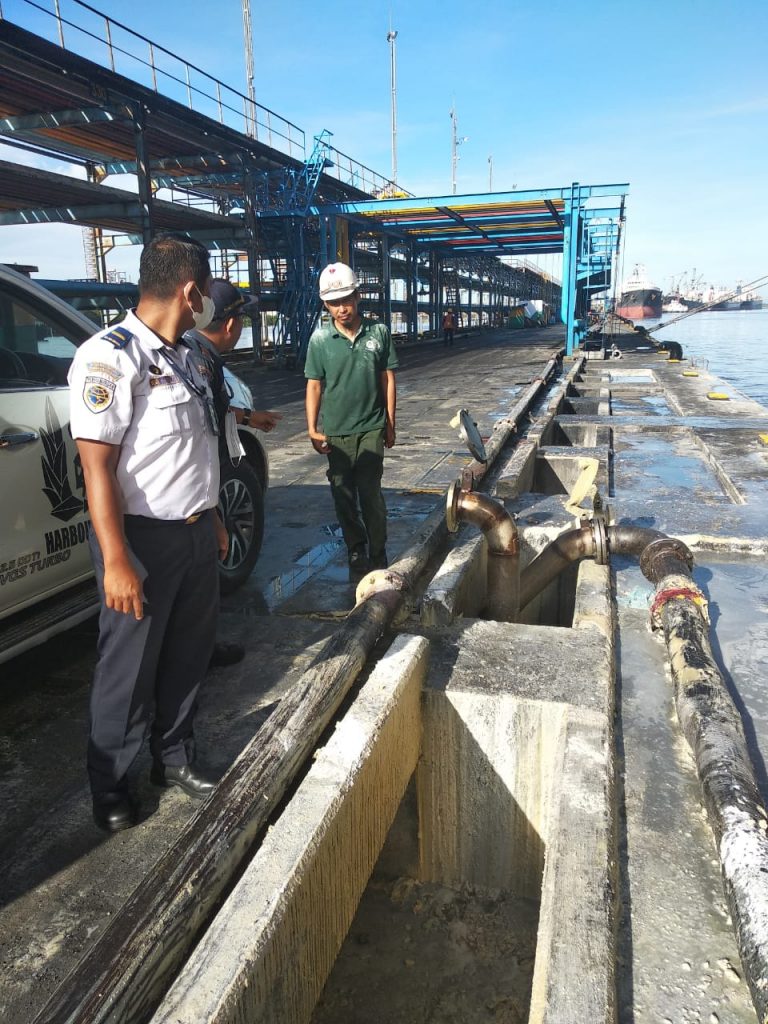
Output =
[
  {"x1": 152, "y1": 347, "x2": 768, "y2": 1023},
  {"x1": 149, "y1": 359, "x2": 620, "y2": 1024}
]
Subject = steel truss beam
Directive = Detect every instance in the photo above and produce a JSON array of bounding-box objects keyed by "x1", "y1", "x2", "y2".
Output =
[
  {"x1": 326, "y1": 182, "x2": 629, "y2": 215},
  {"x1": 1, "y1": 105, "x2": 132, "y2": 132}
]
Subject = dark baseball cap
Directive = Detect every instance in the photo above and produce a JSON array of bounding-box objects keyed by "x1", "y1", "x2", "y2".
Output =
[{"x1": 209, "y1": 278, "x2": 259, "y2": 321}]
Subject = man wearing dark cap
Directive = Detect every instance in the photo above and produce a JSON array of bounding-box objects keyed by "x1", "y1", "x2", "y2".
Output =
[
  {"x1": 185, "y1": 278, "x2": 282, "y2": 435},
  {"x1": 185, "y1": 279, "x2": 282, "y2": 667}
]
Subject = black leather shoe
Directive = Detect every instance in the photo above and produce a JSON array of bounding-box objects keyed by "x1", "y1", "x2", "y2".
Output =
[
  {"x1": 151, "y1": 763, "x2": 217, "y2": 800},
  {"x1": 92, "y1": 791, "x2": 139, "y2": 833},
  {"x1": 348, "y1": 547, "x2": 369, "y2": 578},
  {"x1": 208, "y1": 641, "x2": 245, "y2": 668}
]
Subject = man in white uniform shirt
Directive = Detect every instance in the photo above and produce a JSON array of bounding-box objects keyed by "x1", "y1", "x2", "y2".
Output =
[{"x1": 69, "y1": 233, "x2": 227, "y2": 832}]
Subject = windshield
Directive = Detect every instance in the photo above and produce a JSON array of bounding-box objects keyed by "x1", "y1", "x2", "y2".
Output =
[{"x1": 0, "y1": 286, "x2": 91, "y2": 390}]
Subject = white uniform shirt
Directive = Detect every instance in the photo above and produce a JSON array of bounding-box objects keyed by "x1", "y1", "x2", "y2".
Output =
[{"x1": 68, "y1": 309, "x2": 220, "y2": 520}]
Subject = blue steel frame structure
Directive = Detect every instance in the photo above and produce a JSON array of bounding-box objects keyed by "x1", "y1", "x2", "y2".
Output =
[
  {"x1": 320, "y1": 183, "x2": 627, "y2": 355},
  {"x1": 0, "y1": 4, "x2": 626, "y2": 360}
]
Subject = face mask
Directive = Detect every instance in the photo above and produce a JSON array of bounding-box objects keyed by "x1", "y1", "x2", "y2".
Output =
[{"x1": 190, "y1": 287, "x2": 216, "y2": 331}]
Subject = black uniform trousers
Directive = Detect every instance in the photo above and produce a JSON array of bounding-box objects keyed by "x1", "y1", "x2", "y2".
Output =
[
  {"x1": 325, "y1": 428, "x2": 387, "y2": 560},
  {"x1": 87, "y1": 511, "x2": 219, "y2": 796}
]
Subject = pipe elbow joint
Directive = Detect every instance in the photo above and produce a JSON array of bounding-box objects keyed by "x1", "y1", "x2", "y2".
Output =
[
  {"x1": 447, "y1": 481, "x2": 518, "y2": 555},
  {"x1": 639, "y1": 536, "x2": 695, "y2": 584}
]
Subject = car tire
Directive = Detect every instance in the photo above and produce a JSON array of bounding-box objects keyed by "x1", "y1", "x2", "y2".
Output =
[{"x1": 217, "y1": 458, "x2": 264, "y2": 594}]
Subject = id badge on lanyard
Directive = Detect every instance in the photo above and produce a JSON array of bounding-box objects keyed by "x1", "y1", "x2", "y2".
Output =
[
  {"x1": 160, "y1": 347, "x2": 218, "y2": 435},
  {"x1": 203, "y1": 396, "x2": 220, "y2": 436}
]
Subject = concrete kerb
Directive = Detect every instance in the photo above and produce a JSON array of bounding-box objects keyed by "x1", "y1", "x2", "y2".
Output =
[
  {"x1": 528, "y1": 709, "x2": 617, "y2": 1024},
  {"x1": 152, "y1": 634, "x2": 430, "y2": 1024},
  {"x1": 421, "y1": 530, "x2": 487, "y2": 627}
]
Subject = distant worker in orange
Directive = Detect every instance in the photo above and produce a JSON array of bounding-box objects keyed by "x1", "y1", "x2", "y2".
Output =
[{"x1": 442, "y1": 308, "x2": 456, "y2": 347}]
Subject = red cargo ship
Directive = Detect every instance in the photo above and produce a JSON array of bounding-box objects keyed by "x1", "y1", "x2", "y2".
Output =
[{"x1": 616, "y1": 264, "x2": 662, "y2": 320}]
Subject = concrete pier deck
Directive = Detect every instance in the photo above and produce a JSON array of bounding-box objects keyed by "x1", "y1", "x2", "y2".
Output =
[{"x1": 2, "y1": 326, "x2": 768, "y2": 1023}]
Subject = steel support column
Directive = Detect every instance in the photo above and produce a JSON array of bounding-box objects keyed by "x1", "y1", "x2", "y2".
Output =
[
  {"x1": 429, "y1": 252, "x2": 439, "y2": 334},
  {"x1": 382, "y1": 234, "x2": 392, "y2": 329},
  {"x1": 406, "y1": 243, "x2": 417, "y2": 340},
  {"x1": 130, "y1": 103, "x2": 154, "y2": 245},
  {"x1": 561, "y1": 182, "x2": 582, "y2": 356},
  {"x1": 243, "y1": 158, "x2": 262, "y2": 361},
  {"x1": 319, "y1": 216, "x2": 330, "y2": 269}
]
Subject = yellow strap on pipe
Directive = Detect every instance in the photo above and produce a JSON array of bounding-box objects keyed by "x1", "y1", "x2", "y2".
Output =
[{"x1": 564, "y1": 457, "x2": 599, "y2": 518}]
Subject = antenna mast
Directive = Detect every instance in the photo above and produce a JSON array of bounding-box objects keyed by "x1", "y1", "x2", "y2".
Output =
[
  {"x1": 450, "y1": 104, "x2": 467, "y2": 195},
  {"x1": 387, "y1": 25, "x2": 398, "y2": 185},
  {"x1": 242, "y1": 0, "x2": 258, "y2": 139}
]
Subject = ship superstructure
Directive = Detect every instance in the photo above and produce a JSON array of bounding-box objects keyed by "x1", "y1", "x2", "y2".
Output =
[{"x1": 616, "y1": 263, "x2": 662, "y2": 319}]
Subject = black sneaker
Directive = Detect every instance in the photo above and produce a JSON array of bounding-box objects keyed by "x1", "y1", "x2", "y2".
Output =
[{"x1": 208, "y1": 641, "x2": 245, "y2": 668}]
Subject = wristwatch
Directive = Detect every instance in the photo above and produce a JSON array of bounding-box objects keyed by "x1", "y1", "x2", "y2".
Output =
[{"x1": 243, "y1": 411, "x2": 252, "y2": 427}]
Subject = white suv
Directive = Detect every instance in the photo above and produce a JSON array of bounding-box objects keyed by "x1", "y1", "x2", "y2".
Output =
[{"x1": 0, "y1": 263, "x2": 267, "y2": 663}]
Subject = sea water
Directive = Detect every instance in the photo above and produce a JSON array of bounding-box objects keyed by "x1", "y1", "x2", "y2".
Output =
[{"x1": 638, "y1": 308, "x2": 768, "y2": 408}]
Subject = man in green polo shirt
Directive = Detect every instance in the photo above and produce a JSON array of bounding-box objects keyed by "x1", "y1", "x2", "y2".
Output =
[{"x1": 305, "y1": 262, "x2": 398, "y2": 574}]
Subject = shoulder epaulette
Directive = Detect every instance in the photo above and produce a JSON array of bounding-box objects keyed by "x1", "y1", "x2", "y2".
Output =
[{"x1": 102, "y1": 326, "x2": 133, "y2": 349}]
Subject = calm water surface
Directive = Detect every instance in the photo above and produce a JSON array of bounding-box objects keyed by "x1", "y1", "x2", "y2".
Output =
[{"x1": 638, "y1": 308, "x2": 768, "y2": 407}]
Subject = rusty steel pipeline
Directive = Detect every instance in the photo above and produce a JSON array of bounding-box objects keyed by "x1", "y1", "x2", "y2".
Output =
[
  {"x1": 518, "y1": 523, "x2": 690, "y2": 612},
  {"x1": 519, "y1": 517, "x2": 768, "y2": 1020},
  {"x1": 446, "y1": 482, "x2": 519, "y2": 621}
]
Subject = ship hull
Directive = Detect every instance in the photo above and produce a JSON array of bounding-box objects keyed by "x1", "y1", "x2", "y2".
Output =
[
  {"x1": 616, "y1": 287, "x2": 662, "y2": 320},
  {"x1": 711, "y1": 299, "x2": 764, "y2": 311}
]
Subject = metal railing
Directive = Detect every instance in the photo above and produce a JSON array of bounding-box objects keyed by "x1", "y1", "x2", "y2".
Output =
[
  {"x1": 325, "y1": 144, "x2": 413, "y2": 199},
  {"x1": 3, "y1": 1, "x2": 417, "y2": 202},
  {"x1": 507, "y1": 257, "x2": 562, "y2": 285},
  {"x1": 7, "y1": 0, "x2": 306, "y2": 160}
]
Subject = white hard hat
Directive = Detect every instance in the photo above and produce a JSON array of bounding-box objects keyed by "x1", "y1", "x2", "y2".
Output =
[{"x1": 319, "y1": 262, "x2": 359, "y2": 300}]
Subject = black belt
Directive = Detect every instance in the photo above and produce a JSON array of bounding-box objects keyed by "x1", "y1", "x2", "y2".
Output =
[{"x1": 125, "y1": 510, "x2": 210, "y2": 526}]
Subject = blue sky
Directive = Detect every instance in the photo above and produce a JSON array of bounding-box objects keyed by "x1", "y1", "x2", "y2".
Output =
[{"x1": 1, "y1": 0, "x2": 767, "y2": 294}]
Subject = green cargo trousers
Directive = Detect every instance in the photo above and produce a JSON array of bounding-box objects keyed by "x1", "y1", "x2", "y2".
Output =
[{"x1": 326, "y1": 428, "x2": 387, "y2": 561}]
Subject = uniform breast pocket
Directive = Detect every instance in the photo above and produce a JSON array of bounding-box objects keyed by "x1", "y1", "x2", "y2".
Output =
[{"x1": 145, "y1": 384, "x2": 197, "y2": 437}]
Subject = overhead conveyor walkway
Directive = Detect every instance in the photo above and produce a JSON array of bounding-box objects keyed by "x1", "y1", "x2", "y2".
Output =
[
  {"x1": 0, "y1": 1, "x2": 626, "y2": 360},
  {"x1": 318, "y1": 186, "x2": 626, "y2": 355}
]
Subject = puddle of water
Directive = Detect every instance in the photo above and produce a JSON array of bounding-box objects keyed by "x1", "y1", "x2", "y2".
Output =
[
  {"x1": 386, "y1": 503, "x2": 432, "y2": 521},
  {"x1": 263, "y1": 530, "x2": 345, "y2": 611},
  {"x1": 696, "y1": 557, "x2": 768, "y2": 796},
  {"x1": 611, "y1": 393, "x2": 670, "y2": 415},
  {"x1": 614, "y1": 556, "x2": 761, "y2": 1023},
  {"x1": 613, "y1": 434, "x2": 729, "y2": 502},
  {"x1": 257, "y1": 503, "x2": 433, "y2": 613}
]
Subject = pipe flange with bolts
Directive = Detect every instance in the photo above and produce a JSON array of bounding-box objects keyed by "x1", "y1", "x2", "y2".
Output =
[
  {"x1": 446, "y1": 478, "x2": 463, "y2": 534},
  {"x1": 590, "y1": 517, "x2": 609, "y2": 565},
  {"x1": 639, "y1": 536, "x2": 694, "y2": 582}
]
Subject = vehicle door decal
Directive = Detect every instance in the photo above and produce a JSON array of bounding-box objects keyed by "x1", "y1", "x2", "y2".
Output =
[{"x1": 41, "y1": 397, "x2": 86, "y2": 522}]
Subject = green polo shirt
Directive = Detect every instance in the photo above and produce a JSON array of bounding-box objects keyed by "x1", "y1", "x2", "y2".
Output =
[{"x1": 304, "y1": 317, "x2": 398, "y2": 435}]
